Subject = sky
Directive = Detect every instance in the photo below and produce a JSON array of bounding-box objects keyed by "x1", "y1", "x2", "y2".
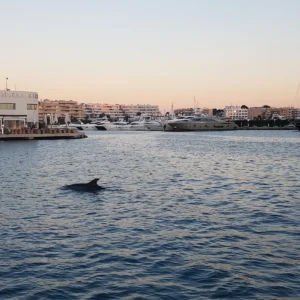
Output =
[{"x1": 1, "y1": 0, "x2": 300, "y2": 111}]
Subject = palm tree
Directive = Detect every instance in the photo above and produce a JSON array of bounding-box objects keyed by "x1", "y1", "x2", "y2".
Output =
[{"x1": 241, "y1": 105, "x2": 249, "y2": 109}]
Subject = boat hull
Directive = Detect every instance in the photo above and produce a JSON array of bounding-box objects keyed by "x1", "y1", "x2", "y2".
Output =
[
  {"x1": 52, "y1": 124, "x2": 97, "y2": 131},
  {"x1": 95, "y1": 125, "x2": 150, "y2": 131},
  {"x1": 72, "y1": 126, "x2": 97, "y2": 131},
  {"x1": 169, "y1": 122, "x2": 238, "y2": 131}
]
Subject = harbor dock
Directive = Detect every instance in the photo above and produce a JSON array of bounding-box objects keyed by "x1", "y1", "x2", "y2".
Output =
[{"x1": 0, "y1": 128, "x2": 87, "y2": 140}]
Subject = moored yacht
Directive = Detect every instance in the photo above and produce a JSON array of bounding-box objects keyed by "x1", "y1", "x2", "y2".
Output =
[
  {"x1": 69, "y1": 122, "x2": 98, "y2": 130},
  {"x1": 126, "y1": 120, "x2": 147, "y2": 131},
  {"x1": 164, "y1": 116, "x2": 198, "y2": 131},
  {"x1": 145, "y1": 120, "x2": 164, "y2": 131},
  {"x1": 168, "y1": 117, "x2": 238, "y2": 131},
  {"x1": 95, "y1": 121, "x2": 129, "y2": 131},
  {"x1": 95, "y1": 118, "x2": 164, "y2": 131},
  {"x1": 53, "y1": 122, "x2": 97, "y2": 131}
]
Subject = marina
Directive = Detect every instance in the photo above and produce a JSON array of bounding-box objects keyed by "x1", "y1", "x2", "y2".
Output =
[{"x1": 47, "y1": 116, "x2": 300, "y2": 132}]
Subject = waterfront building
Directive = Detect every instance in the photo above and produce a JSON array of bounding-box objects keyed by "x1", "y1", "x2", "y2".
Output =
[
  {"x1": 82, "y1": 103, "x2": 161, "y2": 120},
  {"x1": 248, "y1": 106, "x2": 300, "y2": 120},
  {"x1": 271, "y1": 107, "x2": 300, "y2": 119},
  {"x1": 224, "y1": 106, "x2": 248, "y2": 120},
  {"x1": 82, "y1": 103, "x2": 122, "y2": 119},
  {"x1": 0, "y1": 89, "x2": 38, "y2": 129},
  {"x1": 39, "y1": 99, "x2": 84, "y2": 122},
  {"x1": 248, "y1": 107, "x2": 269, "y2": 120},
  {"x1": 174, "y1": 108, "x2": 194, "y2": 115},
  {"x1": 121, "y1": 104, "x2": 161, "y2": 117}
]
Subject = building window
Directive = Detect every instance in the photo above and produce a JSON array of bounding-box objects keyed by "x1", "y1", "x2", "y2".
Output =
[
  {"x1": 27, "y1": 104, "x2": 37, "y2": 110},
  {"x1": 0, "y1": 103, "x2": 16, "y2": 110}
]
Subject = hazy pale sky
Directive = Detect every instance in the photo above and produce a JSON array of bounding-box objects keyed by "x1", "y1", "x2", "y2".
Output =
[{"x1": 1, "y1": 0, "x2": 300, "y2": 110}]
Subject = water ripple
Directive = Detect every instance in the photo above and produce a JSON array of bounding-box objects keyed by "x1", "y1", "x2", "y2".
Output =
[{"x1": 1, "y1": 131, "x2": 300, "y2": 299}]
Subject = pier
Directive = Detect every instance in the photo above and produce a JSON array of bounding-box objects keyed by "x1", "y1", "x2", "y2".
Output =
[{"x1": 0, "y1": 128, "x2": 87, "y2": 140}]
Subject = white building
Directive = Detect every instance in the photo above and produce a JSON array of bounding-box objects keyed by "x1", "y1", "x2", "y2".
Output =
[
  {"x1": 82, "y1": 103, "x2": 161, "y2": 120},
  {"x1": 224, "y1": 106, "x2": 248, "y2": 120},
  {"x1": 0, "y1": 90, "x2": 39, "y2": 130},
  {"x1": 39, "y1": 99, "x2": 83, "y2": 121}
]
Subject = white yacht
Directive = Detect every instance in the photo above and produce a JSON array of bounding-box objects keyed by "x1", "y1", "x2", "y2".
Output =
[
  {"x1": 95, "y1": 121, "x2": 129, "y2": 131},
  {"x1": 127, "y1": 120, "x2": 148, "y2": 131},
  {"x1": 67, "y1": 122, "x2": 98, "y2": 131},
  {"x1": 128, "y1": 119, "x2": 166, "y2": 131},
  {"x1": 168, "y1": 117, "x2": 238, "y2": 131},
  {"x1": 53, "y1": 122, "x2": 97, "y2": 131},
  {"x1": 164, "y1": 116, "x2": 198, "y2": 131},
  {"x1": 95, "y1": 118, "x2": 163, "y2": 131},
  {"x1": 144, "y1": 120, "x2": 164, "y2": 131}
]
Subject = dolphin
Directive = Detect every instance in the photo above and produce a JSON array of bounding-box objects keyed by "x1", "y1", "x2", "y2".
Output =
[{"x1": 64, "y1": 178, "x2": 104, "y2": 193}]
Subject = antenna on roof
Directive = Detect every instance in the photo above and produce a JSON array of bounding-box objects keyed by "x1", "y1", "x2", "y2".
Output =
[{"x1": 5, "y1": 77, "x2": 8, "y2": 90}]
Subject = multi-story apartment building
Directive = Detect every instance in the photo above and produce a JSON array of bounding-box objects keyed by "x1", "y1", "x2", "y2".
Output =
[
  {"x1": 174, "y1": 108, "x2": 194, "y2": 115},
  {"x1": 39, "y1": 99, "x2": 84, "y2": 121},
  {"x1": 82, "y1": 103, "x2": 161, "y2": 120},
  {"x1": 224, "y1": 106, "x2": 248, "y2": 120},
  {"x1": 248, "y1": 106, "x2": 300, "y2": 120},
  {"x1": 121, "y1": 104, "x2": 160, "y2": 117},
  {"x1": 248, "y1": 107, "x2": 269, "y2": 119},
  {"x1": 272, "y1": 107, "x2": 300, "y2": 119}
]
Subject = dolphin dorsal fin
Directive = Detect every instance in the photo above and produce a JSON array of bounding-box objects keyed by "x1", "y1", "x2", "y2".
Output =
[{"x1": 88, "y1": 178, "x2": 99, "y2": 186}]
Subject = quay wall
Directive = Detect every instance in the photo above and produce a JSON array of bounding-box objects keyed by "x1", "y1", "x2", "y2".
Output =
[{"x1": 0, "y1": 128, "x2": 87, "y2": 140}]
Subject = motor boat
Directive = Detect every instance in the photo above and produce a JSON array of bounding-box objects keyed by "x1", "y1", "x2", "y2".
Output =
[
  {"x1": 144, "y1": 120, "x2": 164, "y2": 131},
  {"x1": 168, "y1": 117, "x2": 238, "y2": 131},
  {"x1": 95, "y1": 119, "x2": 162, "y2": 131},
  {"x1": 164, "y1": 116, "x2": 198, "y2": 131},
  {"x1": 127, "y1": 120, "x2": 148, "y2": 131},
  {"x1": 53, "y1": 122, "x2": 97, "y2": 131},
  {"x1": 95, "y1": 121, "x2": 129, "y2": 131}
]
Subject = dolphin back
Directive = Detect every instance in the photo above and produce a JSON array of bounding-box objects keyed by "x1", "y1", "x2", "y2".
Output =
[
  {"x1": 88, "y1": 178, "x2": 100, "y2": 186},
  {"x1": 63, "y1": 178, "x2": 103, "y2": 193}
]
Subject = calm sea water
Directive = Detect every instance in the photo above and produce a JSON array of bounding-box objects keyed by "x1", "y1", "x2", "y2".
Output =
[{"x1": 1, "y1": 130, "x2": 300, "y2": 299}]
